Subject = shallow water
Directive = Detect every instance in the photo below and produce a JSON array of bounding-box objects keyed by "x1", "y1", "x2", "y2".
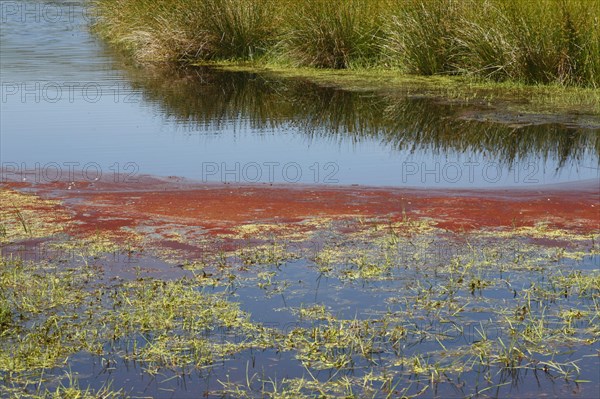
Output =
[
  {"x1": 3, "y1": 239, "x2": 597, "y2": 398},
  {"x1": 1, "y1": 2, "x2": 599, "y2": 398},
  {"x1": 1, "y1": 1, "x2": 599, "y2": 188}
]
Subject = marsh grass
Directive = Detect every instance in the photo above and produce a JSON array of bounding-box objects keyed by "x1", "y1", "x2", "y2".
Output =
[
  {"x1": 94, "y1": 0, "x2": 600, "y2": 87},
  {"x1": 1, "y1": 193, "x2": 598, "y2": 397},
  {"x1": 0, "y1": 190, "x2": 71, "y2": 244},
  {"x1": 385, "y1": 0, "x2": 465, "y2": 75},
  {"x1": 0, "y1": 254, "x2": 271, "y2": 396},
  {"x1": 2, "y1": 374, "x2": 125, "y2": 399},
  {"x1": 94, "y1": 0, "x2": 278, "y2": 61},
  {"x1": 204, "y1": 0, "x2": 279, "y2": 60},
  {"x1": 385, "y1": 0, "x2": 600, "y2": 86},
  {"x1": 281, "y1": 0, "x2": 387, "y2": 68}
]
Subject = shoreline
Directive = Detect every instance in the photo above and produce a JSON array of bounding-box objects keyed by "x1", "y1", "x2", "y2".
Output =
[
  {"x1": 199, "y1": 62, "x2": 600, "y2": 119},
  {"x1": 92, "y1": 0, "x2": 600, "y2": 121}
]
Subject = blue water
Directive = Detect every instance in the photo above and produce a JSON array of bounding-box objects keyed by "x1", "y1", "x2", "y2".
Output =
[{"x1": 1, "y1": 1, "x2": 599, "y2": 189}]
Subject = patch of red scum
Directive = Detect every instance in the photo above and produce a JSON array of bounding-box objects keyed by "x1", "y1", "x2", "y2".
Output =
[{"x1": 2, "y1": 176, "x2": 598, "y2": 240}]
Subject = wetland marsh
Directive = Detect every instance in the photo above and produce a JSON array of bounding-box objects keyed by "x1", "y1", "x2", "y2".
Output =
[
  {"x1": 0, "y1": 186, "x2": 598, "y2": 398},
  {"x1": 1, "y1": 1, "x2": 599, "y2": 398}
]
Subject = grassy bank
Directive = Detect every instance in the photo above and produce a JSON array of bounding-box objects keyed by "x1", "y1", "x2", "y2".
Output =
[
  {"x1": 93, "y1": 0, "x2": 600, "y2": 87},
  {"x1": 193, "y1": 62, "x2": 600, "y2": 116}
]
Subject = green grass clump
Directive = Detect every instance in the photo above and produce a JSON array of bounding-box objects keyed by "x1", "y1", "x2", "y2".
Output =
[
  {"x1": 0, "y1": 253, "x2": 269, "y2": 394},
  {"x1": 502, "y1": 0, "x2": 600, "y2": 86},
  {"x1": 4, "y1": 375, "x2": 125, "y2": 399},
  {"x1": 204, "y1": 0, "x2": 279, "y2": 59},
  {"x1": 385, "y1": 0, "x2": 465, "y2": 75},
  {"x1": 384, "y1": 0, "x2": 600, "y2": 86},
  {"x1": 281, "y1": 0, "x2": 387, "y2": 68},
  {"x1": 94, "y1": 0, "x2": 600, "y2": 87},
  {"x1": 94, "y1": 0, "x2": 278, "y2": 61},
  {"x1": 0, "y1": 298, "x2": 11, "y2": 336}
]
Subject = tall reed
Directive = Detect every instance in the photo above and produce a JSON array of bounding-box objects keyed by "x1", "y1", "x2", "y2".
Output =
[
  {"x1": 93, "y1": 0, "x2": 277, "y2": 61},
  {"x1": 279, "y1": 0, "x2": 387, "y2": 68},
  {"x1": 93, "y1": 0, "x2": 600, "y2": 87},
  {"x1": 384, "y1": 0, "x2": 600, "y2": 86},
  {"x1": 384, "y1": 0, "x2": 466, "y2": 75}
]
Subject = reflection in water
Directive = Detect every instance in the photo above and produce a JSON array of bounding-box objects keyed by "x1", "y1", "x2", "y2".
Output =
[
  {"x1": 1, "y1": 3, "x2": 599, "y2": 397},
  {"x1": 123, "y1": 63, "x2": 599, "y2": 169},
  {"x1": 1, "y1": 0, "x2": 597, "y2": 187}
]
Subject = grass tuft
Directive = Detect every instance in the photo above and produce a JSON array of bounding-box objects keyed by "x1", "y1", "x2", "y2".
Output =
[
  {"x1": 93, "y1": 0, "x2": 278, "y2": 61},
  {"x1": 281, "y1": 0, "x2": 386, "y2": 68},
  {"x1": 94, "y1": 0, "x2": 600, "y2": 87}
]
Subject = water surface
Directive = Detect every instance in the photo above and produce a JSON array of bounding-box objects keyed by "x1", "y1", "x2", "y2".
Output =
[
  {"x1": 1, "y1": 1, "x2": 598, "y2": 188},
  {"x1": 1, "y1": 3, "x2": 599, "y2": 398}
]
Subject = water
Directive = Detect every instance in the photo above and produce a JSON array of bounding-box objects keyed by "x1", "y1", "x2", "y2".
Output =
[
  {"x1": 1, "y1": 2, "x2": 599, "y2": 398},
  {"x1": 1, "y1": 1, "x2": 599, "y2": 188},
  {"x1": 3, "y1": 238, "x2": 598, "y2": 398}
]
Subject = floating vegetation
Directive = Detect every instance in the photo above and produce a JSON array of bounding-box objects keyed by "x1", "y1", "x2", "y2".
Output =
[
  {"x1": 0, "y1": 187, "x2": 598, "y2": 397},
  {"x1": 0, "y1": 255, "x2": 272, "y2": 396},
  {"x1": 0, "y1": 189, "x2": 72, "y2": 244}
]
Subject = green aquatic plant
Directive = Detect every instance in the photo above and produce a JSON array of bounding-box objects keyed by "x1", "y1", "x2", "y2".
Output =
[
  {"x1": 0, "y1": 253, "x2": 273, "y2": 394},
  {"x1": 93, "y1": 0, "x2": 278, "y2": 61},
  {"x1": 0, "y1": 190, "x2": 71, "y2": 243},
  {"x1": 1, "y1": 191, "x2": 599, "y2": 397}
]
